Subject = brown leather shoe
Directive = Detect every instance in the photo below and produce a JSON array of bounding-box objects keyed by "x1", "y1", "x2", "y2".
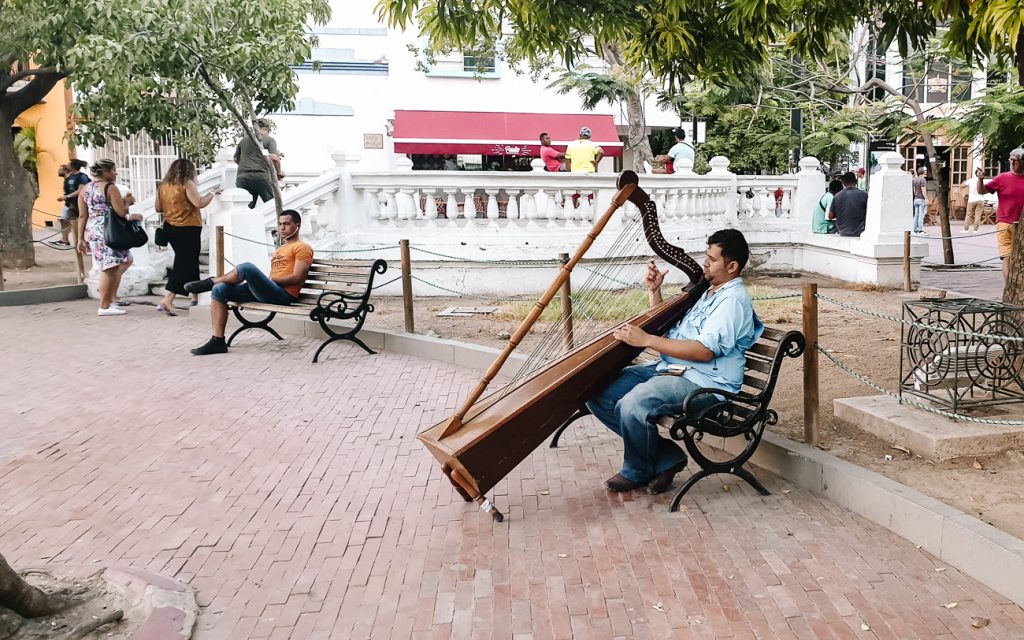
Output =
[
  {"x1": 648, "y1": 459, "x2": 688, "y2": 495},
  {"x1": 605, "y1": 473, "x2": 649, "y2": 492}
]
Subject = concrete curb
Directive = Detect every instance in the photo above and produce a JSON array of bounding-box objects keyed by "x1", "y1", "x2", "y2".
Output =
[
  {"x1": 0, "y1": 284, "x2": 87, "y2": 307},
  {"x1": 718, "y1": 432, "x2": 1024, "y2": 608},
  {"x1": 186, "y1": 306, "x2": 1024, "y2": 608}
]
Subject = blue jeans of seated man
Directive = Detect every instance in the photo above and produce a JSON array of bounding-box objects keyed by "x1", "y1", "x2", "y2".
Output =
[
  {"x1": 913, "y1": 197, "x2": 927, "y2": 233},
  {"x1": 211, "y1": 262, "x2": 296, "y2": 305},
  {"x1": 585, "y1": 363, "x2": 717, "y2": 484}
]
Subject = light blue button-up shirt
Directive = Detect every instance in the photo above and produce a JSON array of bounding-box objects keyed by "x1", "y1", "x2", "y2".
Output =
[{"x1": 655, "y1": 278, "x2": 764, "y2": 393}]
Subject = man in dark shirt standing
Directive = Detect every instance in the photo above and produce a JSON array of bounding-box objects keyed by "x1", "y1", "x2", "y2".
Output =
[
  {"x1": 234, "y1": 118, "x2": 284, "y2": 209},
  {"x1": 829, "y1": 171, "x2": 868, "y2": 237}
]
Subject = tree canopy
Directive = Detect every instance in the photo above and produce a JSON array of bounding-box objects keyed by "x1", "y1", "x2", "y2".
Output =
[{"x1": 0, "y1": 0, "x2": 329, "y2": 265}]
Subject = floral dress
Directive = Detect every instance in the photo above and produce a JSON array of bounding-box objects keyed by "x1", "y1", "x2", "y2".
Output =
[{"x1": 84, "y1": 182, "x2": 131, "y2": 270}]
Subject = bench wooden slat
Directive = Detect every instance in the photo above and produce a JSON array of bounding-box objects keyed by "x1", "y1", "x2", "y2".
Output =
[
  {"x1": 744, "y1": 357, "x2": 773, "y2": 374},
  {"x1": 311, "y1": 258, "x2": 378, "y2": 267},
  {"x1": 231, "y1": 301, "x2": 313, "y2": 315},
  {"x1": 308, "y1": 266, "x2": 376, "y2": 278},
  {"x1": 748, "y1": 342, "x2": 778, "y2": 358},
  {"x1": 742, "y1": 374, "x2": 768, "y2": 391},
  {"x1": 760, "y1": 326, "x2": 788, "y2": 342}
]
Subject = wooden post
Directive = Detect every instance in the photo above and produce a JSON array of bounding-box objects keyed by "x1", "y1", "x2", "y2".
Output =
[
  {"x1": 903, "y1": 230, "x2": 912, "y2": 292},
  {"x1": 802, "y1": 282, "x2": 819, "y2": 446},
  {"x1": 558, "y1": 252, "x2": 573, "y2": 350},
  {"x1": 400, "y1": 239, "x2": 414, "y2": 333},
  {"x1": 215, "y1": 226, "x2": 225, "y2": 277}
]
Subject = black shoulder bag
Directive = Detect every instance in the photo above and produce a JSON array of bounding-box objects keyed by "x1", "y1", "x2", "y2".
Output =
[{"x1": 103, "y1": 183, "x2": 149, "y2": 250}]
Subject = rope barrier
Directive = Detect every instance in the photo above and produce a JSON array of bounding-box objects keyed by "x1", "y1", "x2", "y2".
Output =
[
  {"x1": 815, "y1": 293, "x2": 1024, "y2": 342},
  {"x1": 410, "y1": 245, "x2": 557, "y2": 266},
  {"x1": 815, "y1": 344, "x2": 1024, "y2": 425},
  {"x1": 371, "y1": 275, "x2": 402, "y2": 290},
  {"x1": 923, "y1": 228, "x2": 999, "y2": 240},
  {"x1": 751, "y1": 293, "x2": 802, "y2": 301},
  {"x1": 409, "y1": 275, "x2": 535, "y2": 301}
]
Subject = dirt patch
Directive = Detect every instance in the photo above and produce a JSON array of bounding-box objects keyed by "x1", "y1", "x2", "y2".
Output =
[
  {"x1": 10, "y1": 569, "x2": 140, "y2": 639},
  {"x1": 363, "y1": 273, "x2": 1024, "y2": 541},
  {"x1": 1, "y1": 232, "x2": 84, "y2": 291}
]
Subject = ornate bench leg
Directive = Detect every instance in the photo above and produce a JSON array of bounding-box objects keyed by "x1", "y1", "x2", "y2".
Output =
[
  {"x1": 549, "y1": 406, "x2": 592, "y2": 448},
  {"x1": 730, "y1": 466, "x2": 770, "y2": 496},
  {"x1": 669, "y1": 468, "x2": 714, "y2": 512},
  {"x1": 227, "y1": 309, "x2": 282, "y2": 346}
]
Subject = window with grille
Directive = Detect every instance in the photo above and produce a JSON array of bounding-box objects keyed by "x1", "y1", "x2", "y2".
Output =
[
  {"x1": 463, "y1": 50, "x2": 496, "y2": 73},
  {"x1": 951, "y1": 146, "x2": 969, "y2": 184}
]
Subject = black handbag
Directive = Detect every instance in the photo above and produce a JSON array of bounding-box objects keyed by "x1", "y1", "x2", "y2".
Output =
[
  {"x1": 154, "y1": 223, "x2": 168, "y2": 247},
  {"x1": 103, "y1": 183, "x2": 148, "y2": 250}
]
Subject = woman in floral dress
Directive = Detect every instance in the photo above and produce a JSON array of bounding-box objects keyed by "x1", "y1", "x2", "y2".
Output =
[{"x1": 76, "y1": 159, "x2": 141, "y2": 316}]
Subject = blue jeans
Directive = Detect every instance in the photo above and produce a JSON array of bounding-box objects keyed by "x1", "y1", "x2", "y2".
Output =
[
  {"x1": 585, "y1": 363, "x2": 716, "y2": 483},
  {"x1": 913, "y1": 198, "x2": 927, "y2": 233},
  {"x1": 211, "y1": 262, "x2": 296, "y2": 305}
]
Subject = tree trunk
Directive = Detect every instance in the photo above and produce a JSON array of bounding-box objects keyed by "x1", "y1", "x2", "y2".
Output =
[
  {"x1": 0, "y1": 114, "x2": 38, "y2": 268},
  {"x1": 1003, "y1": 221, "x2": 1024, "y2": 304},
  {"x1": 623, "y1": 87, "x2": 654, "y2": 173},
  {"x1": 0, "y1": 552, "x2": 69, "y2": 617}
]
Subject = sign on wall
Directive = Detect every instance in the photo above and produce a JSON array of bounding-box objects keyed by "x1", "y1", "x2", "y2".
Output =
[{"x1": 363, "y1": 133, "x2": 384, "y2": 150}]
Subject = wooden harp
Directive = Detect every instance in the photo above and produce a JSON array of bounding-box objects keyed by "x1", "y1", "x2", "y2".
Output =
[{"x1": 417, "y1": 171, "x2": 709, "y2": 520}]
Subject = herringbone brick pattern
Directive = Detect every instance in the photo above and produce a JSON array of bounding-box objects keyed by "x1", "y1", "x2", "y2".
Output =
[{"x1": 1, "y1": 300, "x2": 1022, "y2": 639}]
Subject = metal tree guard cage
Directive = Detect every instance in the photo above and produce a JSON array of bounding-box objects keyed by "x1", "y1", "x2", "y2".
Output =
[{"x1": 900, "y1": 298, "x2": 1024, "y2": 413}]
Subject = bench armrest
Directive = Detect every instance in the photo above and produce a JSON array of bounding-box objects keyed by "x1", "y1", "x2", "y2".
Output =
[
  {"x1": 314, "y1": 290, "x2": 374, "y2": 320},
  {"x1": 675, "y1": 387, "x2": 763, "y2": 439}
]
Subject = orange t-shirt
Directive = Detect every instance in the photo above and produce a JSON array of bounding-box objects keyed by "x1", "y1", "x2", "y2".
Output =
[{"x1": 269, "y1": 241, "x2": 313, "y2": 298}]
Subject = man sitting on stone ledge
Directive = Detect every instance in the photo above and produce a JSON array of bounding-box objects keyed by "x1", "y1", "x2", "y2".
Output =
[
  {"x1": 185, "y1": 210, "x2": 313, "y2": 355},
  {"x1": 586, "y1": 229, "x2": 764, "y2": 495}
]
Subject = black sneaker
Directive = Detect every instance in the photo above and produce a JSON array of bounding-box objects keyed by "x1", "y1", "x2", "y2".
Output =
[
  {"x1": 184, "y1": 278, "x2": 215, "y2": 294},
  {"x1": 191, "y1": 336, "x2": 228, "y2": 356}
]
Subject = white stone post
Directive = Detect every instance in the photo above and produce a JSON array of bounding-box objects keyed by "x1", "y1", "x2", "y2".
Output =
[
  {"x1": 862, "y1": 152, "x2": 912, "y2": 244},
  {"x1": 225, "y1": 187, "x2": 271, "y2": 273},
  {"x1": 331, "y1": 149, "x2": 364, "y2": 235},
  {"x1": 708, "y1": 156, "x2": 737, "y2": 223},
  {"x1": 794, "y1": 156, "x2": 825, "y2": 231},
  {"x1": 216, "y1": 148, "x2": 237, "y2": 191}
]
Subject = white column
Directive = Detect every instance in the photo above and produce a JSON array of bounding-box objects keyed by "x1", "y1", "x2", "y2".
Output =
[
  {"x1": 444, "y1": 189, "x2": 460, "y2": 219},
  {"x1": 862, "y1": 152, "x2": 912, "y2": 244},
  {"x1": 424, "y1": 189, "x2": 439, "y2": 219},
  {"x1": 226, "y1": 188, "x2": 272, "y2": 273},
  {"x1": 794, "y1": 156, "x2": 826, "y2": 230},
  {"x1": 505, "y1": 191, "x2": 520, "y2": 220},
  {"x1": 708, "y1": 156, "x2": 737, "y2": 223},
  {"x1": 486, "y1": 189, "x2": 500, "y2": 220},
  {"x1": 331, "y1": 149, "x2": 363, "y2": 235}
]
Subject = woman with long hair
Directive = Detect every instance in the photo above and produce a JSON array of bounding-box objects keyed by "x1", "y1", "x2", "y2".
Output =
[
  {"x1": 77, "y1": 159, "x2": 139, "y2": 316},
  {"x1": 154, "y1": 158, "x2": 220, "y2": 315}
]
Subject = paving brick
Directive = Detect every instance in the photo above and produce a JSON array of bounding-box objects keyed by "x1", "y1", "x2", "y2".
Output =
[{"x1": 1, "y1": 300, "x2": 1022, "y2": 639}]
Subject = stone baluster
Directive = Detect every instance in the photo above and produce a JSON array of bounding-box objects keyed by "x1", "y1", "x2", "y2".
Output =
[
  {"x1": 485, "y1": 189, "x2": 500, "y2": 221},
  {"x1": 547, "y1": 189, "x2": 563, "y2": 220},
  {"x1": 424, "y1": 189, "x2": 439, "y2": 220},
  {"x1": 384, "y1": 189, "x2": 399, "y2": 220},
  {"x1": 505, "y1": 190, "x2": 520, "y2": 220},
  {"x1": 654, "y1": 189, "x2": 667, "y2": 221},
  {"x1": 578, "y1": 191, "x2": 594, "y2": 222},
  {"x1": 524, "y1": 189, "x2": 539, "y2": 220},
  {"x1": 444, "y1": 189, "x2": 460, "y2": 219},
  {"x1": 560, "y1": 189, "x2": 574, "y2": 221},
  {"x1": 463, "y1": 190, "x2": 480, "y2": 219},
  {"x1": 781, "y1": 187, "x2": 793, "y2": 218},
  {"x1": 666, "y1": 188, "x2": 680, "y2": 219},
  {"x1": 534, "y1": 190, "x2": 549, "y2": 222},
  {"x1": 758, "y1": 190, "x2": 772, "y2": 218},
  {"x1": 397, "y1": 188, "x2": 415, "y2": 220}
]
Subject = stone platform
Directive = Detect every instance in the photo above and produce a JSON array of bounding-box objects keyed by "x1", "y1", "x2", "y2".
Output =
[{"x1": 834, "y1": 395, "x2": 1024, "y2": 461}]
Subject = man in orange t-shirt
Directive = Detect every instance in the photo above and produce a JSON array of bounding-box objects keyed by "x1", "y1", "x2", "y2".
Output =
[{"x1": 186, "y1": 210, "x2": 313, "y2": 355}]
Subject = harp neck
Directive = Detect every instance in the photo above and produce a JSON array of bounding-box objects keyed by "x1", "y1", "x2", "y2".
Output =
[{"x1": 628, "y1": 185, "x2": 704, "y2": 286}]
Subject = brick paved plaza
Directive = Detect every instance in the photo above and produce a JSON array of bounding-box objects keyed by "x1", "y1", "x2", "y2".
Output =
[{"x1": 2, "y1": 300, "x2": 1023, "y2": 639}]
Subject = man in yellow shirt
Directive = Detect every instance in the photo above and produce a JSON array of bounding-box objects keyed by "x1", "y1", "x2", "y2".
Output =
[
  {"x1": 565, "y1": 127, "x2": 605, "y2": 173},
  {"x1": 185, "y1": 210, "x2": 313, "y2": 355}
]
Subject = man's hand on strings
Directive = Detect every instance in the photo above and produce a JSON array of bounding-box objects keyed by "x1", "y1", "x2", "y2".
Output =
[
  {"x1": 644, "y1": 259, "x2": 668, "y2": 293},
  {"x1": 613, "y1": 323, "x2": 651, "y2": 348}
]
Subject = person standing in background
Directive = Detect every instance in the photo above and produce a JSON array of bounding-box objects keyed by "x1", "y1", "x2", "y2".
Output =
[
  {"x1": 978, "y1": 148, "x2": 1024, "y2": 279},
  {"x1": 963, "y1": 167, "x2": 986, "y2": 233},
  {"x1": 911, "y1": 166, "x2": 929, "y2": 235},
  {"x1": 234, "y1": 118, "x2": 284, "y2": 208},
  {"x1": 155, "y1": 159, "x2": 222, "y2": 316},
  {"x1": 565, "y1": 127, "x2": 604, "y2": 173},
  {"x1": 57, "y1": 159, "x2": 90, "y2": 246},
  {"x1": 539, "y1": 132, "x2": 565, "y2": 172}
]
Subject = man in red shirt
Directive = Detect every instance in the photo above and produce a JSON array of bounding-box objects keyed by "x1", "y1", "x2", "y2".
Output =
[
  {"x1": 979, "y1": 148, "x2": 1024, "y2": 279},
  {"x1": 539, "y1": 132, "x2": 565, "y2": 172}
]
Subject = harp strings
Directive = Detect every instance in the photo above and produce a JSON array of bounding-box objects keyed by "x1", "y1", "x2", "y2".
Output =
[{"x1": 497, "y1": 209, "x2": 657, "y2": 398}]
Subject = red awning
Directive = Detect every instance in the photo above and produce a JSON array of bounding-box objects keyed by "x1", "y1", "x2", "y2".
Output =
[{"x1": 393, "y1": 110, "x2": 623, "y2": 157}]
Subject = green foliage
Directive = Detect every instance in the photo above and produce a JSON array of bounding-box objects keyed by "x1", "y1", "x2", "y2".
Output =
[
  {"x1": 942, "y1": 83, "x2": 1024, "y2": 161},
  {"x1": 1, "y1": 0, "x2": 330, "y2": 163},
  {"x1": 547, "y1": 67, "x2": 638, "y2": 110},
  {"x1": 13, "y1": 127, "x2": 36, "y2": 177},
  {"x1": 697, "y1": 107, "x2": 794, "y2": 175}
]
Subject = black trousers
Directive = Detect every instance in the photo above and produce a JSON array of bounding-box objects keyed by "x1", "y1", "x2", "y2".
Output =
[
  {"x1": 236, "y1": 173, "x2": 274, "y2": 209},
  {"x1": 164, "y1": 224, "x2": 202, "y2": 295}
]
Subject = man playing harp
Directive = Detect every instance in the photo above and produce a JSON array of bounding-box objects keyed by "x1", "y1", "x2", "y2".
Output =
[{"x1": 587, "y1": 229, "x2": 764, "y2": 495}]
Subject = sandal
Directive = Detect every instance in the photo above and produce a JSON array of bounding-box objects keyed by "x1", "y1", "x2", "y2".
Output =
[{"x1": 156, "y1": 304, "x2": 178, "y2": 317}]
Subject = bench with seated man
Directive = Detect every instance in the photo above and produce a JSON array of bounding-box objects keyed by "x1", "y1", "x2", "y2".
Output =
[{"x1": 186, "y1": 209, "x2": 313, "y2": 356}]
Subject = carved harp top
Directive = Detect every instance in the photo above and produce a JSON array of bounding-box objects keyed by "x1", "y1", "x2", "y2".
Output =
[{"x1": 617, "y1": 170, "x2": 706, "y2": 291}]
